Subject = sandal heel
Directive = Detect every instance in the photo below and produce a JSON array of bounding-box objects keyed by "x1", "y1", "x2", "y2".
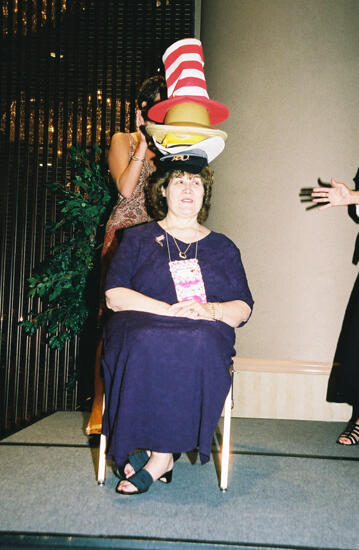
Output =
[
  {"x1": 159, "y1": 453, "x2": 179, "y2": 483},
  {"x1": 159, "y1": 469, "x2": 173, "y2": 484}
]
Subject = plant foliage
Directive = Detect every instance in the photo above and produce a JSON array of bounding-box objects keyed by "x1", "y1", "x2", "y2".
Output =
[{"x1": 21, "y1": 145, "x2": 111, "y2": 349}]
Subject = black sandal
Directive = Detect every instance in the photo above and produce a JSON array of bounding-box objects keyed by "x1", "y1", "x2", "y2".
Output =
[
  {"x1": 116, "y1": 469, "x2": 154, "y2": 495},
  {"x1": 336, "y1": 421, "x2": 359, "y2": 445},
  {"x1": 115, "y1": 451, "x2": 180, "y2": 482},
  {"x1": 114, "y1": 450, "x2": 150, "y2": 480}
]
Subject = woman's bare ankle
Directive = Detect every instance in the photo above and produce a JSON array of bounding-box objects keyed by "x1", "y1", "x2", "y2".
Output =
[{"x1": 144, "y1": 451, "x2": 173, "y2": 481}]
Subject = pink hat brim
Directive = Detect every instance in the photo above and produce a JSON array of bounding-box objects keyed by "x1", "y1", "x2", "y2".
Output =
[{"x1": 148, "y1": 96, "x2": 229, "y2": 125}]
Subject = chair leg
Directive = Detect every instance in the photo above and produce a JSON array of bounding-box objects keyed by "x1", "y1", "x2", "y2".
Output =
[
  {"x1": 85, "y1": 338, "x2": 105, "y2": 435},
  {"x1": 97, "y1": 394, "x2": 107, "y2": 485},
  {"x1": 220, "y1": 387, "x2": 232, "y2": 492}
]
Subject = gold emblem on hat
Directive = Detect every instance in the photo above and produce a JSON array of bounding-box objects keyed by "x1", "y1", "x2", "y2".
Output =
[{"x1": 172, "y1": 155, "x2": 190, "y2": 161}]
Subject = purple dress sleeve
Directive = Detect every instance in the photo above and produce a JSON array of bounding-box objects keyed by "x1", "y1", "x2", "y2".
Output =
[
  {"x1": 208, "y1": 238, "x2": 253, "y2": 326},
  {"x1": 104, "y1": 227, "x2": 140, "y2": 292}
]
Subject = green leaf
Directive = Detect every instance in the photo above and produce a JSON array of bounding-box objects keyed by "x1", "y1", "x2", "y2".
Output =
[{"x1": 20, "y1": 144, "x2": 110, "y2": 349}]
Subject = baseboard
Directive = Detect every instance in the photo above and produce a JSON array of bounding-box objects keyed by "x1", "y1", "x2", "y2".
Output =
[
  {"x1": 230, "y1": 357, "x2": 351, "y2": 422},
  {"x1": 233, "y1": 357, "x2": 331, "y2": 375}
]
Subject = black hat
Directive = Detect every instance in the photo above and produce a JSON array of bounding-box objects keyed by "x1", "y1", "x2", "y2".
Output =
[{"x1": 159, "y1": 149, "x2": 208, "y2": 174}]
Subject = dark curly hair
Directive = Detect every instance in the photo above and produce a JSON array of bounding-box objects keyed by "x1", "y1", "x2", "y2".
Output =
[
  {"x1": 150, "y1": 167, "x2": 214, "y2": 224},
  {"x1": 136, "y1": 75, "x2": 166, "y2": 120}
]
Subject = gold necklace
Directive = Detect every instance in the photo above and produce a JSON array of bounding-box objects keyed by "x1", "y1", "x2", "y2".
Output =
[
  {"x1": 172, "y1": 237, "x2": 192, "y2": 259},
  {"x1": 161, "y1": 220, "x2": 198, "y2": 259}
]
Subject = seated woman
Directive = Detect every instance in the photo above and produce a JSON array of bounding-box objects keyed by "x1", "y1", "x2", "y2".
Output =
[{"x1": 102, "y1": 167, "x2": 253, "y2": 495}]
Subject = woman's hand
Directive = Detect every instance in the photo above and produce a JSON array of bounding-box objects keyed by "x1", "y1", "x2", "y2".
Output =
[
  {"x1": 168, "y1": 300, "x2": 214, "y2": 321},
  {"x1": 168, "y1": 299, "x2": 251, "y2": 327},
  {"x1": 136, "y1": 109, "x2": 147, "y2": 144},
  {"x1": 311, "y1": 178, "x2": 359, "y2": 209}
]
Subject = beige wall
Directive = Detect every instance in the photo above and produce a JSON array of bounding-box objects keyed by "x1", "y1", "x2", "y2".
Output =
[{"x1": 201, "y1": 0, "x2": 359, "y2": 366}]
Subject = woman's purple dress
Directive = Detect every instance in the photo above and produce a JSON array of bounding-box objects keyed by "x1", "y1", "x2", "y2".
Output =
[{"x1": 102, "y1": 221, "x2": 253, "y2": 468}]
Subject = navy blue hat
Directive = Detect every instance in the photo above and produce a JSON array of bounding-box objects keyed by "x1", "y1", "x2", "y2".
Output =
[{"x1": 159, "y1": 149, "x2": 208, "y2": 174}]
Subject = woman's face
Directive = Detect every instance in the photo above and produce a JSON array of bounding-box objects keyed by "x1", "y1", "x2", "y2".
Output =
[{"x1": 162, "y1": 172, "x2": 204, "y2": 219}]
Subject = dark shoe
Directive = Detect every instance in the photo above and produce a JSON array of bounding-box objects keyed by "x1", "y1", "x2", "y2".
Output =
[
  {"x1": 117, "y1": 451, "x2": 180, "y2": 482},
  {"x1": 336, "y1": 421, "x2": 359, "y2": 445},
  {"x1": 116, "y1": 469, "x2": 154, "y2": 495},
  {"x1": 159, "y1": 453, "x2": 180, "y2": 482},
  {"x1": 129, "y1": 450, "x2": 150, "y2": 471},
  {"x1": 114, "y1": 450, "x2": 150, "y2": 480},
  {"x1": 114, "y1": 465, "x2": 125, "y2": 479},
  {"x1": 160, "y1": 469, "x2": 173, "y2": 483}
]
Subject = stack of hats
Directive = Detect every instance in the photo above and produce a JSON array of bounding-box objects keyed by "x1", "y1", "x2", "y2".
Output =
[{"x1": 146, "y1": 38, "x2": 228, "y2": 173}]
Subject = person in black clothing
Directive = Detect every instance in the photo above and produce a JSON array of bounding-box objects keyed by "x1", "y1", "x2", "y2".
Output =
[{"x1": 312, "y1": 170, "x2": 359, "y2": 445}]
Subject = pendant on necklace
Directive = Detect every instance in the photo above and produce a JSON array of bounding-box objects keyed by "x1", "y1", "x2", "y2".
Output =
[{"x1": 179, "y1": 251, "x2": 187, "y2": 259}]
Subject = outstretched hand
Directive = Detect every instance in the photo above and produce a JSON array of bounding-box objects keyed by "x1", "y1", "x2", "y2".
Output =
[{"x1": 311, "y1": 178, "x2": 352, "y2": 210}]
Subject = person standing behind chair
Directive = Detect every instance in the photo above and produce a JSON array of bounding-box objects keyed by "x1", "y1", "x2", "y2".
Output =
[
  {"x1": 86, "y1": 75, "x2": 166, "y2": 435},
  {"x1": 103, "y1": 74, "x2": 166, "y2": 268},
  {"x1": 312, "y1": 175, "x2": 359, "y2": 445}
]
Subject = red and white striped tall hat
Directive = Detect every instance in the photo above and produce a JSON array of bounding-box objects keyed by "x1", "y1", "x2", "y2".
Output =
[{"x1": 148, "y1": 38, "x2": 229, "y2": 125}]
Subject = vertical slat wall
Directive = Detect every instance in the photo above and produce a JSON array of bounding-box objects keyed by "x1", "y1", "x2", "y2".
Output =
[{"x1": 0, "y1": 0, "x2": 194, "y2": 437}]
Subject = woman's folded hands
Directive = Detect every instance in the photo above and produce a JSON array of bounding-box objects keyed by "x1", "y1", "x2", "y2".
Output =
[
  {"x1": 168, "y1": 299, "x2": 251, "y2": 328},
  {"x1": 167, "y1": 300, "x2": 214, "y2": 321}
]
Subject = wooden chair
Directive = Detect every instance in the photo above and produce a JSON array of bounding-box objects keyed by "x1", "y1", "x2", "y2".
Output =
[{"x1": 97, "y1": 367, "x2": 234, "y2": 492}]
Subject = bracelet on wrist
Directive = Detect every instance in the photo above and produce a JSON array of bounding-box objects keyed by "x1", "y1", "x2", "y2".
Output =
[
  {"x1": 132, "y1": 156, "x2": 145, "y2": 163},
  {"x1": 208, "y1": 302, "x2": 216, "y2": 320},
  {"x1": 215, "y1": 302, "x2": 223, "y2": 321},
  {"x1": 208, "y1": 302, "x2": 222, "y2": 321}
]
